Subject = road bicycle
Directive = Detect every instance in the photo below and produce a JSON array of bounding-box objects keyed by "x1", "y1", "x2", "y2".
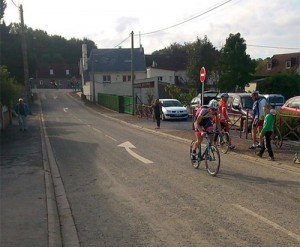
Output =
[
  {"x1": 190, "y1": 131, "x2": 221, "y2": 176},
  {"x1": 214, "y1": 124, "x2": 232, "y2": 154}
]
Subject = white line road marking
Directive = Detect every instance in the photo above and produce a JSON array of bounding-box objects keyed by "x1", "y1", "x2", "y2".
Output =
[
  {"x1": 233, "y1": 204, "x2": 300, "y2": 242},
  {"x1": 63, "y1": 108, "x2": 68, "y2": 112},
  {"x1": 118, "y1": 141, "x2": 153, "y2": 164}
]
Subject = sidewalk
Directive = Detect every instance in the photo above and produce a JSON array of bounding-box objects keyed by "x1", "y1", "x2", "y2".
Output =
[{"x1": 0, "y1": 103, "x2": 49, "y2": 247}]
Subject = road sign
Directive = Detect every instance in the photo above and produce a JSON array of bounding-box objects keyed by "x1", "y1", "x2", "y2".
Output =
[{"x1": 200, "y1": 67, "x2": 206, "y2": 83}]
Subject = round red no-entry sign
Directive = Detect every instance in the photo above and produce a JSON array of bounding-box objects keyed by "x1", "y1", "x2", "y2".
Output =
[{"x1": 200, "y1": 67, "x2": 206, "y2": 83}]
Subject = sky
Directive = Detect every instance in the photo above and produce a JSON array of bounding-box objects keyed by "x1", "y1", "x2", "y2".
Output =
[{"x1": 3, "y1": 0, "x2": 300, "y2": 59}]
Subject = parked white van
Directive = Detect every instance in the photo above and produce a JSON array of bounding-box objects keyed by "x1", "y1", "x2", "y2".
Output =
[{"x1": 263, "y1": 94, "x2": 285, "y2": 109}]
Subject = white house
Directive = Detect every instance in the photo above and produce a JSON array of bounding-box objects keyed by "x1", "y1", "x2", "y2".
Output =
[{"x1": 80, "y1": 46, "x2": 147, "y2": 101}]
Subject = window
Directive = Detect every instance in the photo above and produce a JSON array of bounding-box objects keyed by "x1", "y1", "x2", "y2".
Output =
[
  {"x1": 103, "y1": 75, "x2": 111, "y2": 83},
  {"x1": 49, "y1": 69, "x2": 54, "y2": 75},
  {"x1": 66, "y1": 69, "x2": 70, "y2": 75},
  {"x1": 158, "y1": 76, "x2": 163, "y2": 82},
  {"x1": 286, "y1": 60, "x2": 291, "y2": 69},
  {"x1": 122, "y1": 75, "x2": 132, "y2": 82},
  {"x1": 267, "y1": 63, "x2": 272, "y2": 70}
]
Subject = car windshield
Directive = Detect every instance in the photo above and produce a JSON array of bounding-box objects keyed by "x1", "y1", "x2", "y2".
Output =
[
  {"x1": 241, "y1": 97, "x2": 253, "y2": 109},
  {"x1": 162, "y1": 100, "x2": 182, "y2": 107},
  {"x1": 268, "y1": 97, "x2": 284, "y2": 104}
]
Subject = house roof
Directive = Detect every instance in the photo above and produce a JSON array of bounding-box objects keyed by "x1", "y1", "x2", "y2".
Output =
[
  {"x1": 36, "y1": 64, "x2": 80, "y2": 79},
  {"x1": 258, "y1": 52, "x2": 300, "y2": 76},
  {"x1": 145, "y1": 54, "x2": 187, "y2": 71},
  {"x1": 88, "y1": 48, "x2": 146, "y2": 73}
]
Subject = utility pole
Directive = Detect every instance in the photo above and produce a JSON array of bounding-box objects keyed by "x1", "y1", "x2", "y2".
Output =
[
  {"x1": 19, "y1": 4, "x2": 30, "y2": 106},
  {"x1": 131, "y1": 31, "x2": 135, "y2": 115}
]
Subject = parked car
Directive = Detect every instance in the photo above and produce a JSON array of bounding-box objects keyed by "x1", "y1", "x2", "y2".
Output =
[
  {"x1": 186, "y1": 91, "x2": 219, "y2": 117},
  {"x1": 263, "y1": 94, "x2": 285, "y2": 110},
  {"x1": 280, "y1": 96, "x2": 300, "y2": 115},
  {"x1": 159, "y1": 99, "x2": 188, "y2": 120},
  {"x1": 226, "y1": 93, "x2": 266, "y2": 130}
]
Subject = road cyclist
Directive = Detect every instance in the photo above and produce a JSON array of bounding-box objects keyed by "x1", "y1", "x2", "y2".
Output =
[
  {"x1": 214, "y1": 93, "x2": 235, "y2": 152},
  {"x1": 190, "y1": 99, "x2": 223, "y2": 176}
]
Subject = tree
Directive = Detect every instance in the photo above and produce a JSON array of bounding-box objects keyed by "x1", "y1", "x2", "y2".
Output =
[
  {"x1": 186, "y1": 36, "x2": 219, "y2": 92},
  {"x1": 0, "y1": 0, "x2": 6, "y2": 21},
  {"x1": 257, "y1": 71, "x2": 300, "y2": 99},
  {"x1": 0, "y1": 66, "x2": 22, "y2": 108},
  {"x1": 218, "y1": 33, "x2": 256, "y2": 91}
]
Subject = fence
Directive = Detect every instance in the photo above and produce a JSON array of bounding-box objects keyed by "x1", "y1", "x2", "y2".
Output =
[{"x1": 277, "y1": 113, "x2": 300, "y2": 141}]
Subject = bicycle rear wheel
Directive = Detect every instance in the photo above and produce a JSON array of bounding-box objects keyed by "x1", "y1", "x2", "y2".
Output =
[
  {"x1": 218, "y1": 132, "x2": 230, "y2": 154},
  {"x1": 272, "y1": 126, "x2": 283, "y2": 148},
  {"x1": 190, "y1": 140, "x2": 201, "y2": 169},
  {"x1": 205, "y1": 145, "x2": 220, "y2": 176}
]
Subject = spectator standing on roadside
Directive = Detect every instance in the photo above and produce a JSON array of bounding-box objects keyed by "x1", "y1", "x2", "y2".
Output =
[
  {"x1": 249, "y1": 91, "x2": 267, "y2": 149},
  {"x1": 152, "y1": 99, "x2": 161, "y2": 129},
  {"x1": 15, "y1": 98, "x2": 29, "y2": 131},
  {"x1": 256, "y1": 104, "x2": 275, "y2": 161}
]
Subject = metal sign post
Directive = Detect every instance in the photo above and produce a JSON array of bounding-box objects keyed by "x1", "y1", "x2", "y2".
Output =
[{"x1": 200, "y1": 67, "x2": 206, "y2": 105}]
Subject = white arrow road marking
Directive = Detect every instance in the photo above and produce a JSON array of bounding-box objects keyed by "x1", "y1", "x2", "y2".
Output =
[
  {"x1": 118, "y1": 141, "x2": 153, "y2": 164},
  {"x1": 63, "y1": 108, "x2": 68, "y2": 112}
]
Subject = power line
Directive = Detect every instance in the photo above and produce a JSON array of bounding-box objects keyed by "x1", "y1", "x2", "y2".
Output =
[
  {"x1": 247, "y1": 44, "x2": 300, "y2": 50},
  {"x1": 10, "y1": 0, "x2": 19, "y2": 8},
  {"x1": 113, "y1": 35, "x2": 131, "y2": 48},
  {"x1": 140, "y1": 0, "x2": 233, "y2": 36}
]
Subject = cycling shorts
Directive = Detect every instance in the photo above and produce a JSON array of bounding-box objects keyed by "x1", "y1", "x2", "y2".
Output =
[
  {"x1": 194, "y1": 125, "x2": 214, "y2": 137},
  {"x1": 252, "y1": 117, "x2": 263, "y2": 128}
]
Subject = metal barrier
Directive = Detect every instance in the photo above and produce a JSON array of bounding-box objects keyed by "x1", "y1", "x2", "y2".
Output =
[
  {"x1": 135, "y1": 104, "x2": 153, "y2": 119},
  {"x1": 228, "y1": 110, "x2": 252, "y2": 139},
  {"x1": 278, "y1": 114, "x2": 300, "y2": 141}
]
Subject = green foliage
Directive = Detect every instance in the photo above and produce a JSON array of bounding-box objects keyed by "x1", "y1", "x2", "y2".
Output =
[
  {"x1": 186, "y1": 36, "x2": 219, "y2": 91},
  {"x1": 256, "y1": 72, "x2": 300, "y2": 99},
  {"x1": 163, "y1": 84, "x2": 196, "y2": 106},
  {"x1": 0, "y1": 22, "x2": 97, "y2": 82},
  {"x1": 0, "y1": 0, "x2": 6, "y2": 20},
  {"x1": 0, "y1": 66, "x2": 22, "y2": 108},
  {"x1": 218, "y1": 33, "x2": 256, "y2": 91},
  {"x1": 164, "y1": 84, "x2": 181, "y2": 99}
]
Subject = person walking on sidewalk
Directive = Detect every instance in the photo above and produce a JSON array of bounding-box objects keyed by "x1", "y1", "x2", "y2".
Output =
[
  {"x1": 256, "y1": 104, "x2": 275, "y2": 161},
  {"x1": 249, "y1": 91, "x2": 267, "y2": 149},
  {"x1": 15, "y1": 98, "x2": 29, "y2": 131},
  {"x1": 152, "y1": 98, "x2": 161, "y2": 129}
]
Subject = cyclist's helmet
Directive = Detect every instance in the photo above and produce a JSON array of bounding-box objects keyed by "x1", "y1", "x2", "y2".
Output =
[
  {"x1": 208, "y1": 99, "x2": 219, "y2": 110},
  {"x1": 220, "y1": 93, "x2": 229, "y2": 98}
]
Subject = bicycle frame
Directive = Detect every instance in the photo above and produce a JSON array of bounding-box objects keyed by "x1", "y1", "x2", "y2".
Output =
[{"x1": 190, "y1": 131, "x2": 221, "y2": 176}]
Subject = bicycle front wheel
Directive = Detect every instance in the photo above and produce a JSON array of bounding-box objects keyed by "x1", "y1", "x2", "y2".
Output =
[
  {"x1": 205, "y1": 145, "x2": 220, "y2": 176},
  {"x1": 218, "y1": 132, "x2": 230, "y2": 154},
  {"x1": 190, "y1": 140, "x2": 201, "y2": 169}
]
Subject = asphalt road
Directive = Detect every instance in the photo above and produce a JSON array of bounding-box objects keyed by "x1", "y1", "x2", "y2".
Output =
[{"x1": 39, "y1": 89, "x2": 300, "y2": 247}]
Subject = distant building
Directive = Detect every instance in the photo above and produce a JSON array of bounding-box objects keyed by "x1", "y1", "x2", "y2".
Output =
[
  {"x1": 245, "y1": 52, "x2": 300, "y2": 92},
  {"x1": 33, "y1": 64, "x2": 80, "y2": 89}
]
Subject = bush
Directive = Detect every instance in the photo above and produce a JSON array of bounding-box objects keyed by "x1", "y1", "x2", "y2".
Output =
[{"x1": 0, "y1": 66, "x2": 22, "y2": 108}]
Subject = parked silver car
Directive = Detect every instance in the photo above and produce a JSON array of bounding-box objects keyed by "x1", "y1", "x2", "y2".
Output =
[{"x1": 159, "y1": 99, "x2": 188, "y2": 120}]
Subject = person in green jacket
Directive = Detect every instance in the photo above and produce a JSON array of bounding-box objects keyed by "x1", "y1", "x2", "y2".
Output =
[{"x1": 256, "y1": 104, "x2": 275, "y2": 161}]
